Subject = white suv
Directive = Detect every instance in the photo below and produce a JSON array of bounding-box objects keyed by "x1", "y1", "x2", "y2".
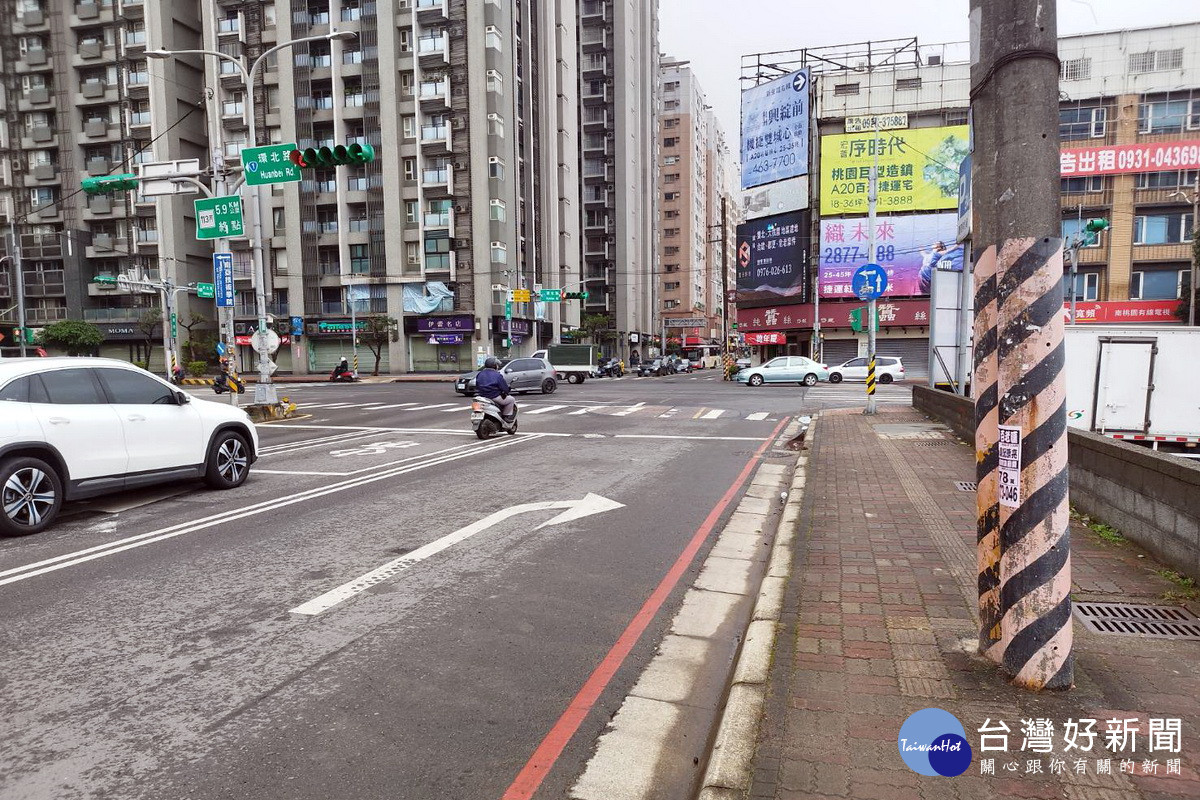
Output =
[
  {"x1": 0, "y1": 358, "x2": 259, "y2": 537},
  {"x1": 827, "y1": 356, "x2": 905, "y2": 384}
]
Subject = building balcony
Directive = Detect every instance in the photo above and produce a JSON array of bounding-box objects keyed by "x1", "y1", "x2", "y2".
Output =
[
  {"x1": 420, "y1": 125, "x2": 450, "y2": 150},
  {"x1": 415, "y1": 0, "x2": 449, "y2": 20},
  {"x1": 584, "y1": 188, "x2": 609, "y2": 205},
  {"x1": 119, "y1": 0, "x2": 145, "y2": 18},
  {"x1": 82, "y1": 119, "x2": 112, "y2": 139},
  {"x1": 72, "y1": 2, "x2": 115, "y2": 25},
  {"x1": 418, "y1": 80, "x2": 450, "y2": 108},
  {"x1": 83, "y1": 307, "x2": 145, "y2": 322},
  {"x1": 423, "y1": 211, "x2": 454, "y2": 235},
  {"x1": 1133, "y1": 187, "x2": 1198, "y2": 207},
  {"x1": 17, "y1": 87, "x2": 53, "y2": 112},
  {"x1": 582, "y1": 85, "x2": 608, "y2": 104},
  {"x1": 23, "y1": 270, "x2": 65, "y2": 298},
  {"x1": 582, "y1": 111, "x2": 608, "y2": 129},
  {"x1": 73, "y1": 43, "x2": 116, "y2": 65},
  {"x1": 580, "y1": 29, "x2": 608, "y2": 52},
  {"x1": 417, "y1": 36, "x2": 449, "y2": 66},
  {"x1": 585, "y1": 241, "x2": 611, "y2": 259},
  {"x1": 1131, "y1": 242, "x2": 1192, "y2": 262},
  {"x1": 14, "y1": 8, "x2": 48, "y2": 31},
  {"x1": 78, "y1": 84, "x2": 119, "y2": 105},
  {"x1": 581, "y1": 0, "x2": 608, "y2": 21},
  {"x1": 1059, "y1": 189, "x2": 1112, "y2": 210},
  {"x1": 421, "y1": 165, "x2": 453, "y2": 192},
  {"x1": 16, "y1": 50, "x2": 52, "y2": 73},
  {"x1": 582, "y1": 166, "x2": 613, "y2": 183},
  {"x1": 23, "y1": 166, "x2": 60, "y2": 188},
  {"x1": 581, "y1": 54, "x2": 607, "y2": 77}
]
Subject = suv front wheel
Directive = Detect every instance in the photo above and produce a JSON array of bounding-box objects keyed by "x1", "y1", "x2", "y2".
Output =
[
  {"x1": 204, "y1": 430, "x2": 252, "y2": 489},
  {"x1": 0, "y1": 456, "x2": 63, "y2": 537}
]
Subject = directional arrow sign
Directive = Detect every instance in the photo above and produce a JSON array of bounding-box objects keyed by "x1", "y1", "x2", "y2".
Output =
[{"x1": 289, "y1": 493, "x2": 624, "y2": 616}]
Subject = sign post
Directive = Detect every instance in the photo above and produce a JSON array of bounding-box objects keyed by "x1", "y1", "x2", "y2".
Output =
[{"x1": 213, "y1": 253, "x2": 235, "y2": 308}]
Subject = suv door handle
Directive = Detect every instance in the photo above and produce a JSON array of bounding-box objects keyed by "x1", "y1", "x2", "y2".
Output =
[
  {"x1": 48, "y1": 416, "x2": 69, "y2": 425},
  {"x1": 126, "y1": 414, "x2": 147, "y2": 422}
]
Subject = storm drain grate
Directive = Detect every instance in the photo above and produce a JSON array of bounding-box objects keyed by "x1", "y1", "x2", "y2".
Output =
[
  {"x1": 1074, "y1": 602, "x2": 1200, "y2": 640},
  {"x1": 955, "y1": 481, "x2": 977, "y2": 492},
  {"x1": 912, "y1": 440, "x2": 950, "y2": 447}
]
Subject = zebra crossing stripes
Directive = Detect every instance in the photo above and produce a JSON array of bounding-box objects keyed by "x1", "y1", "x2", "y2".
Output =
[
  {"x1": 524, "y1": 405, "x2": 567, "y2": 415},
  {"x1": 292, "y1": 398, "x2": 777, "y2": 422}
]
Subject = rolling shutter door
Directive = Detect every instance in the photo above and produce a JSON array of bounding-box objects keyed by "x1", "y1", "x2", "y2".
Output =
[
  {"x1": 877, "y1": 338, "x2": 929, "y2": 380},
  {"x1": 820, "y1": 338, "x2": 858, "y2": 367}
]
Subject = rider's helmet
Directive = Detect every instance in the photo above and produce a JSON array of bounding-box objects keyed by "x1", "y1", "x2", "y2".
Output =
[{"x1": 484, "y1": 357, "x2": 501, "y2": 370}]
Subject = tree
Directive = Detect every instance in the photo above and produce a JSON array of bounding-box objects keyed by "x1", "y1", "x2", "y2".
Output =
[
  {"x1": 579, "y1": 313, "x2": 613, "y2": 344},
  {"x1": 37, "y1": 319, "x2": 103, "y2": 356},
  {"x1": 359, "y1": 315, "x2": 398, "y2": 376},
  {"x1": 136, "y1": 310, "x2": 163, "y2": 370},
  {"x1": 177, "y1": 312, "x2": 209, "y2": 362}
]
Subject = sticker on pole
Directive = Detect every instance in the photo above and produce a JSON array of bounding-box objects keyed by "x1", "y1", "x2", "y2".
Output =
[
  {"x1": 997, "y1": 425, "x2": 1022, "y2": 508},
  {"x1": 851, "y1": 263, "x2": 889, "y2": 300}
]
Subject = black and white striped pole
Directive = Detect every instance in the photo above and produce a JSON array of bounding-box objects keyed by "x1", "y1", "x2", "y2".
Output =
[
  {"x1": 865, "y1": 119, "x2": 880, "y2": 416},
  {"x1": 970, "y1": 0, "x2": 1073, "y2": 690}
]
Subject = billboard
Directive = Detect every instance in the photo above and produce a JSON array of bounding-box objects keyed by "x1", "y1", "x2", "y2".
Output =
[
  {"x1": 1060, "y1": 140, "x2": 1200, "y2": 177},
  {"x1": 740, "y1": 69, "x2": 810, "y2": 190},
  {"x1": 741, "y1": 175, "x2": 809, "y2": 219},
  {"x1": 736, "y1": 211, "x2": 807, "y2": 304},
  {"x1": 819, "y1": 125, "x2": 969, "y2": 214},
  {"x1": 818, "y1": 212, "x2": 960, "y2": 298}
]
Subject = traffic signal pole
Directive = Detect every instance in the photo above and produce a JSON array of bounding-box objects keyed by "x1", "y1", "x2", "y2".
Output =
[
  {"x1": 6, "y1": 229, "x2": 27, "y2": 357},
  {"x1": 971, "y1": 0, "x2": 1073, "y2": 690},
  {"x1": 864, "y1": 120, "x2": 879, "y2": 415}
]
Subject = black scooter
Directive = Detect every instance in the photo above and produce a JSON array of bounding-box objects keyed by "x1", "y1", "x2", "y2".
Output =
[{"x1": 213, "y1": 368, "x2": 245, "y2": 395}]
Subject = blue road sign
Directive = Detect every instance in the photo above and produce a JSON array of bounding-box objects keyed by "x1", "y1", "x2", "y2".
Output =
[
  {"x1": 852, "y1": 263, "x2": 889, "y2": 301},
  {"x1": 213, "y1": 253, "x2": 235, "y2": 308},
  {"x1": 291, "y1": 315, "x2": 304, "y2": 337},
  {"x1": 216, "y1": 341, "x2": 226, "y2": 357}
]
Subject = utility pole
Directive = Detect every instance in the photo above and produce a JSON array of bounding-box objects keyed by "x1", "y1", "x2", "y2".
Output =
[
  {"x1": 719, "y1": 196, "x2": 728, "y2": 351},
  {"x1": 5, "y1": 229, "x2": 27, "y2": 358},
  {"x1": 970, "y1": 0, "x2": 1073, "y2": 690},
  {"x1": 864, "y1": 120, "x2": 879, "y2": 415}
]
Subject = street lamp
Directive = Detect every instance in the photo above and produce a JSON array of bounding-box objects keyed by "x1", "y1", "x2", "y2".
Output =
[
  {"x1": 147, "y1": 29, "x2": 358, "y2": 402},
  {"x1": 1170, "y1": 180, "x2": 1199, "y2": 327}
]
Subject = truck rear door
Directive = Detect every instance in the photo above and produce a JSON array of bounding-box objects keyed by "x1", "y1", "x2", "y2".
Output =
[{"x1": 1095, "y1": 338, "x2": 1156, "y2": 433}]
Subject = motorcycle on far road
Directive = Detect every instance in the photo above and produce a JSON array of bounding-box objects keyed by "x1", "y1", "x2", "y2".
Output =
[
  {"x1": 471, "y1": 396, "x2": 518, "y2": 439},
  {"x1": 212, "y1": 361, "x2": 245, "y2": 395},
  {"x1": 329, "y1": 358, "x2": 358, "y2": 382}
]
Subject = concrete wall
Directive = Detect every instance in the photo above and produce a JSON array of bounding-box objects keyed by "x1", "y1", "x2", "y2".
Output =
[{"x1": 912, "y1": 386, "x2": 1200, "y2": 582}]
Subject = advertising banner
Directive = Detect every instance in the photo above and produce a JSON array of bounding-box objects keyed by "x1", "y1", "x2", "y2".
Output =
[
  {"x1": 1060, "y1": 140, "x2": 1200, "y2": 177},
  {"x1": 745, "y1": 332, "x2": 787, "y2": 345},
  {"x1": 818, "y1": 212, "x2": 960, "y2": 298},
  {"x1": 416, "y1": 314, "x2": 474, "y2": 333},
  {"x1": 819, "y1": 125, "x2": 969, "y2": 214},
  {"x1": 740, "y1": 69, "x2": 810, "y2": 190},
  {"x1": 735, "y1": 211, "x2": 808, "y2": 303},
  {"x1": 1064, "y1": 300, "x2": 1181, "y2": 324},
  {"x1": 741, "y1": 175, "x2": 809, "y2": 219},
  {"x1": 737, "y1": 299, "x2": 931, "y2": 331}
]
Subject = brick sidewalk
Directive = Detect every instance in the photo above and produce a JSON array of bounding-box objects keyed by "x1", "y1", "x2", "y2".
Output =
[{"x1": 747, "y1": 406, "x2": 1200, "y2": 800}]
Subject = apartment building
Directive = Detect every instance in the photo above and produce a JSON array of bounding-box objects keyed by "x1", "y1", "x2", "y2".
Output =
[
  {"x1": 1, "y1": 0, "x2": 583, "y2": 373},
  {"x1": 0, "y1": 0, "x2": 208, "y2": 365},
  {"x1": 657, "y1": 55, "x2": 733, "y2": 347},
  {"x1": 735, "y1": 23, "x2": 1200, "y2": 376},
  {"x1": 578, "y1": 0, "x2": 657, "y2": 360}
]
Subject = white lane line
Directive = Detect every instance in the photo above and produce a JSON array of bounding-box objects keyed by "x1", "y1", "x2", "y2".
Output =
[
  {"x1": 258, "y1": 430, "x2": 392, "y2": 455},
  {"x1": 404, "y1": 403, "x2": 456, "y2": 412},
  {"x1": 524, "y1": 405, "x2": 566, "y2": 415},
  {"x1": 701, "y1": 409, "x2": 725, "y2": 420},
  {"x1": 368, "y1": 402, "x2": 420, "y2": 410},
  {"x1": 569, "y1": 407, "x2": 594, "y2": 415},
  {"x1": 253, "y1": 469, "x2": 348, "y2": 476},
  {"x1": 612, "y1": 402, "x2": 646, "y2": 417},
  {"x1": 613, "y1": 434, "x2": 768, "y2": 441},
  {"x1": 0, "y1": 434, "x2": 545, "y2": 589},
  {"x1": 745, "y1": 412, "x2": 769, "y2": 421},
  {"x1": 439, "y1": 405, "x2": 473, "y2": 412}
]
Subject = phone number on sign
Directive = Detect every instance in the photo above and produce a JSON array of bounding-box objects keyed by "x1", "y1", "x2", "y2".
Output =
[{"x1": 1118, "y1": 144, "x2": 1200, "y2": 171}]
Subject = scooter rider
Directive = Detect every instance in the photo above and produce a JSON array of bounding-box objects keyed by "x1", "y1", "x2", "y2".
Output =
[
  {"x1": 332, "y1": 356, "x2": 350, "y2": 378},
  {"x1": 475, "y1": 357, "x2": 516, "y2": 419}
]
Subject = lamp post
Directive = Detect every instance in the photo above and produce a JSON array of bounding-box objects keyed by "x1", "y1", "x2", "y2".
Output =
[
  {"x1": 147, "y1": 30, "x2": 356, "y2": 403},
  {"x1": 1170, "y1": 179, "x2": 1200, "y2": 327}
]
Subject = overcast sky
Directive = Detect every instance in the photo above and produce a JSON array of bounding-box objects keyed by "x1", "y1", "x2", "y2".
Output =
[{"x1": 659, "y1": 0, "x2": 1198, "y2": 141}]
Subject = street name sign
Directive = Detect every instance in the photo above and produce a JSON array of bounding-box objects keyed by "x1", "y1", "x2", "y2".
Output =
[
  {"x1": 242, "y1": 143, "x2": 302, "y2": 186},
  {"x1": 538, "y1": 288, "x2": 562, "y2": 302},
  {"x1": 196, "y1": 282, "x2": 215, "y2": 299},
  {"x1": 195, "y1": 196, "x2": 244, "y2": 240},
  {"x1": 213, "y1": 253, "x2": 235, "y2": 308}
]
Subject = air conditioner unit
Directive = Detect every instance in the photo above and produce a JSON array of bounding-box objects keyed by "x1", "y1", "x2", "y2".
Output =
[
  {"x1": 454, "y1": 238, "x2": 469, "y2": 248},
  {"x1": 927, "y1": 54, "x2": 942, "y2": 66}
]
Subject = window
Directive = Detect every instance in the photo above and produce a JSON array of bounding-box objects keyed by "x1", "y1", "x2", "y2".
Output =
[
  {"x1": 40, "y1": 369, "x2": 104, "y2": 404},
  {"x1": 663, "y1": 155, "x2": 678, "y2": 165},
  {"x1": 1064, "y1": 271, "x2": 1099, "y2": 302},
  {"x1": 664, "y1": 118, "x2": 679, "y2": 129},
  {"x1": 343, "y1": 46, "x2": 363, "y2": 65},
  {"x1": 664, "y1": 81, "x2": 679, "y2": 92},
  {"x1": 96, "y1": 368, "x2": 174, "y2": 405},
  {"x1": 664, "y1": 281, "x2": 680, "y2": 291},
  {"x1": 833, "y1": 82, "x2": 860, "y2": 96},
  {"x1": 1059, "y1": 106, "x2": 1106, "y2": 140},
  {"x1": 1133, "y1": 212, "x2": 1194, "y2": 244},
  {"x1": 222, "y1": 92, "x2": 244, "y2": 117},
  {"x1": 664, "y1": 209, "x2": 680, "y2": 219},
  {"x1": 1129, "y1": 49, "x2": 1184, "y2": 74},
  {"x1": 491, "y1": 241, "x2": 507, "y2": 264},
  {"x1": 129, "y1": 99, "x2": 151, "y2": 125},
  {"x1": 1135, "y1": 170, "x2": 1200, "y2": 190},
  {"x1": 309, "y1": 43, "x2": 331, "y2": 68},
  {"x1": 0, "y1": 375, "x2": 49, "y2": 404},
  {"x1": 218, "y1": 12, "x2": 239, "y2": 34},
  {"x1": 664, "y1": 99, "x2": 679, "y2": 110},
  {"x1": 349, "y1": 244, "x2": 370, "y2": 274},
  {"x1": 486, "y1": 70, "x2": 503, "y2": 94},
  {"x1": 309, "y1": 4, "x2": 329, "y2": 24},
  {"x1": 406, "y1": 242, "x2": 420, "y2": 266},
  {"x1": 895, "y1": 77, "x2": 922, "y2": 91},
  {"x1": 664, "y1": 228, "x2": 679, "y2": 237},
  {"x1": 344, "y1": 81, "x2": 364, "y2": 107},
  {"x1": 125, "y1": 22, "x2": 145, "y2": 46},
  {"x1": 1062, "y1": 218, "x2": 1103, "y2": 248},
  {"x1": 1060, "y1": 176, "x2": 1104, "y2": 193},
  {"x1": 401, "y1": 73, "x2": 414, "y2": 96},
  {"x1": 341, "y1": 0, "x2": 361, "y2": 21},
  {"x1": 488, "y1": 113, "x2": 504, "y2": 138},
  {"x1": 348, "y1": 205, "x2": 368, "y2": 231},
  {"x1": 312, "y1": 89, "x2": 333, "y2": 110},
  {"x1": 485, "y1": 26, "x2": 501, "y2": 51},
  {"x1": 424, "y1": 231, "x2": 450, "y2": 269},
  {"x1": 402, "y1": 115, "x2": 416, "y2": 139},
  {"x1": 404, "y1": 158, "x2": 417, "y2": 181},
  {"x1": 664, "y1": 192, "x2": 679, "y2": 201},
  {"x1": 1139, "y1": 98, "x2": 1200, "y2": 134},
  {"x1": 127, "y1": 63, "x2": 149, "y2": 86},
  {"x1": 664, "y1": 264, "x2": 679, "y2": 273},
  {"x1": 1060, "y1": 57, "x2": 1091, "y2": 81},
  {"x1": 405, "y1": 201, "x2": 418, "y2": 223},
  {"x1": 488, "y1": 157, "x2": 505, "y2": 180},
  {"x1": 664, "y1": 173, "x2": 680, "y2": 183},
  {"x1": 490, "y1": 199, "x2": 506, "y2": 221},
  {"x1": 400, "y1": 30, "x2": 411, "y2": 53},
  {"x1": 944, "y1": 109, "x2": 969, "y2": 126},
  {"x1": 1131, "y1": 268, "x2": 1186, "y2": 300},
  {"x1": 663, "y1": 137, "x2": 678, "y2": 147},
  {"x1": 29, "y1": 187, "x2": 55, "y2": 207},
  {"x1": 664, "y1": 299, "x2": 681, "y2": 309}
]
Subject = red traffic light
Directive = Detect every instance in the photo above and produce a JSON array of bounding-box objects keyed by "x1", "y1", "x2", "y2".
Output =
[{"x1": 289, "y1": 150, "x2": 308, "y2": 168}]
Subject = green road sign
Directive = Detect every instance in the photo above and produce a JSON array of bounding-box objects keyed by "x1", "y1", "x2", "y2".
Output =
[
  {"x1": 170, "y1": 312, "x2": 178, "y2": 339},
  {"x1": 242, "y1": 143, "x2": 303, "y2": 186},
  {"x1": 196, "y1": 282, "x2": 215, "y2": 299},
  {"x1": 538, "y1": 289, "x2": 562, "y2": 302},
  {"x1": 194, "y1": 196, "x2": 244, "y2": 240}
]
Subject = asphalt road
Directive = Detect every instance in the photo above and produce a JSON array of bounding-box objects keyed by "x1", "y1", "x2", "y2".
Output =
[{"x1": 0, "y1": 372, "x2": 912, "y2": 800}]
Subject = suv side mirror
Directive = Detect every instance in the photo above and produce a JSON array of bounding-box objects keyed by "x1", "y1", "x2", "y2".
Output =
[{"x1": 175, "y1": 391, "x2": 191, "y2": 405}]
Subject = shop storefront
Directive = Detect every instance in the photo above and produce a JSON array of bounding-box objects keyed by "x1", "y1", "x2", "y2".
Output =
[
  {"x1": 94, "y1": 322, "x2": 164, "y2": 371},
  {"x1": 490, "y1": 316, "x2": 533, "y2": 357},
  {"x1": 304, "y1": 318, "x2": 389, "y2": 374},
  {"x1": 408, "y1": 314, "x2": 474, "y2": 372}
]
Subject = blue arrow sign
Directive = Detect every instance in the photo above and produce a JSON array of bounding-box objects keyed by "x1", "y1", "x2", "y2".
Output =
[
  {"x1": 852, "y1": 263, "x2": 889, "y2": 301},
  {"x1": 213, "y1": 253, "x2": 235, "y2": 308}
]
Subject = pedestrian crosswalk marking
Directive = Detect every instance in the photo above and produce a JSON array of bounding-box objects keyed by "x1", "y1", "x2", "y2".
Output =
[
  {"x1": 364, "y1": 402, "x2": 419, "y2": 410},
  {"x1": 404, "y1": 402, "x2": 456, "y2": 411},
  {"x1": 569, "y1": 407, "x2": 594, "y2": 415},
  {"x1": 658, "y1": 408, "x2": 678, "y2": 418},
  {"x1": 525, "y1": 405, "x2": 567, "y2": 415},
  {"x1": 613, "y1": 402, "x2": 645, "y2": 417},
  {"x1": 746, "y1": 412, "x2": 768, "y2": 421},
  {"x1": 701, "y1": 409, "x2": 724, "y2": 420}
]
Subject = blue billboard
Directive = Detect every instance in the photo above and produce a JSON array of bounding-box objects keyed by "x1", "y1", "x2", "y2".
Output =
[{"x1": 740, "y1": 69, "x2": 810, "y2": 190}]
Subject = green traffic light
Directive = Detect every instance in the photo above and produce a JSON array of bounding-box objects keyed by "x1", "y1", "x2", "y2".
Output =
[
  {"x1": 1084, "y1": 218, "x2": 1110, "y2": 233},
  {"x1": 81, "y1": 173, "x2": 137, "y2": 195},
  {"x1": 297, "y1": 142, "x2": 375, "y2": 168}
]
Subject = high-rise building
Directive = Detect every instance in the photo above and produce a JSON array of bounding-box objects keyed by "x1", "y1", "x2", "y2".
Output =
[
  {"x1": 1, "y1": 0, "x2": 585, "y2": 374},
  {"x1": 578, "y1": 0, "x2": 657, "y2": 360},
  {"x1": 657, "y1": 55, "x2": 734, "y2": 351},
  {"x1": 0, "y1": 0, "x2": 208, "y2": 364}
]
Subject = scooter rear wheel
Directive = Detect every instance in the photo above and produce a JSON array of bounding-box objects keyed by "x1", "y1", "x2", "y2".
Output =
[{"x1": 476, "y1": 419, "x2": 497, "y2": 439}]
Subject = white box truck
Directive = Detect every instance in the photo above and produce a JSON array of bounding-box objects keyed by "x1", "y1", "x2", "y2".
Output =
[
  {"x1": 535, "y1": 344, "x2": 600, "y2": 384},
  {"x1": 1064, "y1": 325, "x2": 1200, "y2": 449}
]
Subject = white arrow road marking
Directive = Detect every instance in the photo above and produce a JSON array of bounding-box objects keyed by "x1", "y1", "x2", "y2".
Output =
[
  {"x1": 745, "y1": 412, "x2": 769, "y2": 421},
  {"x1": 0, "y1": 434, "x2": 543, "y2": 589},
  {"x1": 290, "y1": 493, "x2": 625, "y2": 616},
  {"x1": 329, "y1": 440, "x2": 419, "y2": 458},
  {"x1": 524, "y1": 405, "x2": 566, "y2": 415},
  {"x1": 701, "y1": 409, "x2": 725, "y2": 420},
  {"x1": 658, "y1": 408, "x2": 678, "y2": 418}
]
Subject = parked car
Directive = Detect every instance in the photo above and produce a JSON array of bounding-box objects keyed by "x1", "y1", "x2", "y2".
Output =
[
  {"x1": 827, "y1": 356, "x2": 905, "y2": 384},
  {"x1": 455, "y1": 357, "x2": 558, "y2": 396},
  {"x1": 735, "y1": 356, "x2": 829, "y2": 387},
  {"x1": 0, "y1": 358, "x2": 259, "y2": 537},
  {"x1": 670, "y1": 356, "x2": 692, "y2": 374},
  {"x1": 638, "y1": 358, "x2": 669, "y2": 377}
]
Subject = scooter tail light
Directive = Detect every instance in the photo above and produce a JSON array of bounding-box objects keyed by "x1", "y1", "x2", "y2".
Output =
[{"x1": 471, "y1": 401, "x2": 483, "y2": 412}]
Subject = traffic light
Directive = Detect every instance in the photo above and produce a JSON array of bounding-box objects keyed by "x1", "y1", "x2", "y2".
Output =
[
  {"x1": 81, "y1": 174, "x2": 138, "y2": 195},
  {"x1": 1083, "y1": 218, "x2": 1110, "y2": 245},
  {"x1": 850, "y1": 307, "x2": 879, "y2": 333},
  {"x1": 289, "y1": 142, "x2": 376, "y2": 168},
  {"x1": 563, "y1": 291, "x2": 589, "y2": 300}
]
